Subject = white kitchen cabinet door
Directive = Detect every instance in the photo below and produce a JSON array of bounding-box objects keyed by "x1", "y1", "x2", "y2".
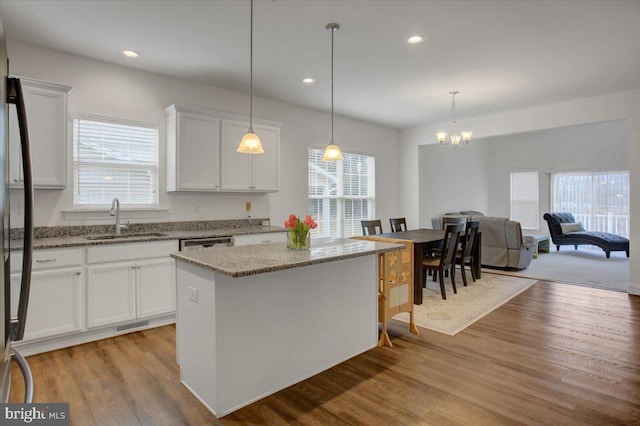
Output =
[
  {"x1": 87, "y1": 262, "x2": 137, "y2": 328},
  {"x1": 220, "y1": 119, "x2": 280, "y2": 192},
  {"x1": 136, "y1": 258, "x2": 176, "y2": 319},
  {"x1": 166, "y1": 106, "x2": 221, "y2": 191},
  {"x1": 9, "y1": 77, "x2": 71, "y2": 189},
  {"x1": 250, "y1": 124, "x2": 280, "y2": 191},
  {"x1": 11, "y1": 267, "x2": 84, "y2": 341},
  {"x1": 220, "y1": 120, "x2": 252, "y2": 190}
]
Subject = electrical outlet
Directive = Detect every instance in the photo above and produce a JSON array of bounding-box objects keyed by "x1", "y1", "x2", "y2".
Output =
[
  {"x1": 245, "y1": 202, "x2": 252, "y2": 212},
  {"x1": 188, "y1": 287, "x2": 198, "y2": 303}
]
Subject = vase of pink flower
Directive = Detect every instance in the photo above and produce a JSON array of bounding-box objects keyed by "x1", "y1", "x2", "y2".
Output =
[{"x1": 284, "y1": 214, "x2": 317, "y2": 250}]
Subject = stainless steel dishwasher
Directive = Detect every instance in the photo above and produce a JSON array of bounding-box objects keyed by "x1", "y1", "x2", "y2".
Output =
[{"x1": 178, "y1": 236, "x2": 233, "y2": 251}]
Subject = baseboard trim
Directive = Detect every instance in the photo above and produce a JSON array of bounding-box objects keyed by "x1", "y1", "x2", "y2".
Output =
[
  {"x1": 13, "y1": 314, "x2": 175, "y2": 356},
  {"x1": 627, "y1": 285, "x2": 640, "y2": 296}
]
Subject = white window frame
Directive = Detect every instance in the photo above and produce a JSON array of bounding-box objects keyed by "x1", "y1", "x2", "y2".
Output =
[
  {"x1": 308, "y1": 147, "x2": 376, "y2": 238},
  {"x1": 73, "y1": 114, "x2": 159, "y2": 209},
  {"x1": 510, "y1": 171, "x2": 539, "y2": 229}
]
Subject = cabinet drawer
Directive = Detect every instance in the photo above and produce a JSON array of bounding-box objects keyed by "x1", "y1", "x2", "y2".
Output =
[
  {"x1": 87, "y1": 240, "x2": 179, "y2": 264},
  {"x1": 11, "y1": 248, "x2": 84, "y2": 272},
  {"x1": 233, "y1": 232, "x2": 287, "y2": 246}
]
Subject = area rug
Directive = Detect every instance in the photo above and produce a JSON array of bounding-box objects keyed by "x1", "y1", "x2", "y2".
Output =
[
  {"x1": 393, "y1": 272, "x2": 536, "y2": 336},
  {"x1": 481, "y1": 246, "x2": 629, "y2": 292}
]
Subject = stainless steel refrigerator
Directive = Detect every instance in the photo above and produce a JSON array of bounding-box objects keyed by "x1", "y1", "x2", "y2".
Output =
[{"x1": 0, "y1": 15, "x2": 35, "y2": 403}]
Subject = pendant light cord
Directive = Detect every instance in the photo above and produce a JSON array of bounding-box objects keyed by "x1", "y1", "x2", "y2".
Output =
[
  {"x1": 249, "y1": 0, "x2": 254, "y2": 131},
  {"x1": 331, "y1": 25, "x2": 334, "y2": 141}
]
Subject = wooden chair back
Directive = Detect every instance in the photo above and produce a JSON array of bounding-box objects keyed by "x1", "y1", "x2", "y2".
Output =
[
  {"x1": 389, "y1": 217, "x2": 407, "y2": 232},
  {"x1": 442, "y1": 216, "x2": 467, "y2": 231},
  {"x1": 361, "y1": 220, "x2": 383, "y2": 236},
  {"x1": 461, "y1": 221, "x2": 480, "y2": 259},
  {"x1": 441, "y1": 223, "x2": 465, "y2": 268}
]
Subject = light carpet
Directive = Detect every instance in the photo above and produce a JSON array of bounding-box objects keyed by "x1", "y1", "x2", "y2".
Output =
[
  {"x1": 482, "y1": 246, "x2": 629, "y2": 292},
  {"x1": 393, "y1": 272, "x2": 536, "y2": 336}
]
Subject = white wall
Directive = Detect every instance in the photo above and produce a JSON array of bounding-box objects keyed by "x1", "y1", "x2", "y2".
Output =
[
  {"x1": 419, "y1": 120, "x2": 629, "y2": 232},
  {"x1": 418, "y1": 142, "x2": 490, "y2": 226},
  {"x1": 486, "y1": 120, "x2": 628, "y2": 230},
  {"x1": 401, "y1": 89, "x2": 640, "y2": 294},
  {"x1": 7, "y1": 41, "x2": 400, "y2": 230}
]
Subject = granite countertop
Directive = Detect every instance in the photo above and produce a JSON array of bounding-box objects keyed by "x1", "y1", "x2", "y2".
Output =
[
  {"x1": 171, "y1": 237, "x2": 404, "y2": 277},
  {"x1": 10, "y1": 219, "x2": 286, "y2": 251}
]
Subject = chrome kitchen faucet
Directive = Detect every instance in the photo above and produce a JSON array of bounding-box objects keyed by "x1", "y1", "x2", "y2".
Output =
[{"x1": 110, "y1": 197, "x2": 127, "y2": 235}]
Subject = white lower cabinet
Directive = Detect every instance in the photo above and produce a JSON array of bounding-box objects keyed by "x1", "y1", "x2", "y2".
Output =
[
  {"x1": 11, "y1": 267, "x2": 84, "y2": 341},
  {"x1": 10, "y1": 247, "x2": 85, "y2": 342},
  {"x1": 136, "y1": 258, "x2": 176, "y2": 319},
  {"x1": 86, "y1": 262, "x2": 137, "y2": 328},
  {"x1": 86, "y1": 241, "x2": 178, "y2": 329}
]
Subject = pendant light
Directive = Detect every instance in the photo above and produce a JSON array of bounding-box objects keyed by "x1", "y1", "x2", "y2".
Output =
[
  {"x1": 322, "y1": 23, "x2": 344, "y2": 161},
  {"x1": 237, "y1": 0, "x2": 264, "y2": 154}
]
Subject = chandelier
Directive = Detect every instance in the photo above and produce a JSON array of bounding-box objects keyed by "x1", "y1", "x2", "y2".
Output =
[{"x1": 436, "y1": 91, "x2": 472, "y2": 148}]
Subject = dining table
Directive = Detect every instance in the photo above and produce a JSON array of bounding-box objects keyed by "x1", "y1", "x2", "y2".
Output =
[{"x1": 376, "y1": 228, "x2": 482, "y2": 305}]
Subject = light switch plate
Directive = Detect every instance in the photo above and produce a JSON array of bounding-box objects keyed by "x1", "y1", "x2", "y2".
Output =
[{"x1": 245, "y1": 201, "x2": 252, "y2": 212}]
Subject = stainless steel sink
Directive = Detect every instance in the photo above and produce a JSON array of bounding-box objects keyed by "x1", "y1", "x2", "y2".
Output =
[{"x1": 85, "y1": 232, "x2": 168, "y2": 240}]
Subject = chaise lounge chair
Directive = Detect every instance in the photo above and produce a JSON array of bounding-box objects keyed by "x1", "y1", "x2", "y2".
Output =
[{"x1": 543, "y1": 212, "x2": 629, "y2": 258}]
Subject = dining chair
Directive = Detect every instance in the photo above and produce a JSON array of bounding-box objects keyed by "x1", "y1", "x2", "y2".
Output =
[
  {"x1": 456, "y1": 221, "x2": 480, "y2": 287},
  {"x1": 361, "y1": 220, "x2": 383, "y2": 236},
  {"x1": 422, "y1": 223, "x2": 464, "y2": 300},
  {"x1": 428, "y1": 215, "x2": 468, "y2": 262},
  {"x1": 441, "y1": 215, "x2": 467, "y2": 231},
  {"x1": 389, "y1": 217, "x2": 407, "y2": 232}
]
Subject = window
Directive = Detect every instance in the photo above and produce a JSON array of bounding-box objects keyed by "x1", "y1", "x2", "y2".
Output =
[
  {"x1": 552, "y1": 171, "x2": 629, "y2": 238},
  {"x1": 308, "y1": 148, "x2": 375, "y2": 238},
  {"x1": 73, "y1": 116, "x2": 159, "y2": 208},
  {"x1": 510, "y1": 171, "x2": 539, "y2": 229}
]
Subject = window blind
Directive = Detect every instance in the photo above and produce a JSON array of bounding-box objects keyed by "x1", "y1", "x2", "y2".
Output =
[
  {"x1": 308, "y1": 148, "x2": 375, "y2": 238},
  {"x1": 510, "y1": 171, "x2": 539, "y2": 229},
  {"x1": 73, "y1": 117, "x2": 159, "y2": 208}
]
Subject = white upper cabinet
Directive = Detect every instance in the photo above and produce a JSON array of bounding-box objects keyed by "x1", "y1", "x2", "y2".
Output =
[
  {"x1": 9, "y1": 77, "x2": 72, "y2": 189},
  {"x1": 220, "y1": 120, "x2": 280, "y2": 192},
  {"x1": 165, "y1": 104, "x2": 280, "y2": 193},
  {"x1": 165, "y1": 105, "x2": 221, "y2": 191}
]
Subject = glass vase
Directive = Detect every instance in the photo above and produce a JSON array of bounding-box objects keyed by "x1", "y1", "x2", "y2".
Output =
[{"x1": 287, "y1": 230, "x2": 310, "y2": 250}]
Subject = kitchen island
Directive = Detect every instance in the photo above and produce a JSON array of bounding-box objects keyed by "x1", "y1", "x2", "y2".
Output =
[{"x1": 171, "y1": 238, "x2": 402, "y2": 417}]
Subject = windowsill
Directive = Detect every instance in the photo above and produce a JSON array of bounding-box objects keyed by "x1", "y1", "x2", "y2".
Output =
[{"x1": 62, "y1": 208, "x2": 170, "y2": 222}]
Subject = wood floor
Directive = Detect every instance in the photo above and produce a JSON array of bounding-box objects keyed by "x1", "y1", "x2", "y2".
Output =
[{"x1": 10, "y1": 280, "x2": 640, "y2": 425}]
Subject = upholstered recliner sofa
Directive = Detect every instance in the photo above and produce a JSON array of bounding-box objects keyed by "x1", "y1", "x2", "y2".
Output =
[
  {"x1": 543, "y1": 212, "x2": 629, "y2": 258},
  {"x1": 431, "y1": 211, "x2": 534, "y2": 269},
  {"x1": 471, "y1": 216, "x2": 534, "y2": 270}
]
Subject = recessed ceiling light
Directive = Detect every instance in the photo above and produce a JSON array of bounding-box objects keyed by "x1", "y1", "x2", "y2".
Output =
[
  {"x1": 122, "y1": 49, "x2": 140, "y2": 58},
  {"x1": 407, "y1": 35, "x2": 425, "y2": 44},
  {"x1": 302, "y1": 78, "x2": 316, "y2": 84}
]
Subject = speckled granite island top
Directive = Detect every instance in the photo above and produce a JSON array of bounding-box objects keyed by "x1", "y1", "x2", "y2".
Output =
[
  {"x1": 171, "y1": 238, "x2": 403, "y2": 277},
  {"x1": 9, "y1": 219, "x2": 286, "y2": 250}
]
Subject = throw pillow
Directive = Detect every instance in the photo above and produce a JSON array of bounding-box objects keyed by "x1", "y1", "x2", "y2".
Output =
[{"x1": 560, "y1": 222, "x2": 585, "y2": 233}]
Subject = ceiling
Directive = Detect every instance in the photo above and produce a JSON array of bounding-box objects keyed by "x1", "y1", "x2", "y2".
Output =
[{"x1": 1, "y1": 0, "x2": 639, "y2": 130}]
